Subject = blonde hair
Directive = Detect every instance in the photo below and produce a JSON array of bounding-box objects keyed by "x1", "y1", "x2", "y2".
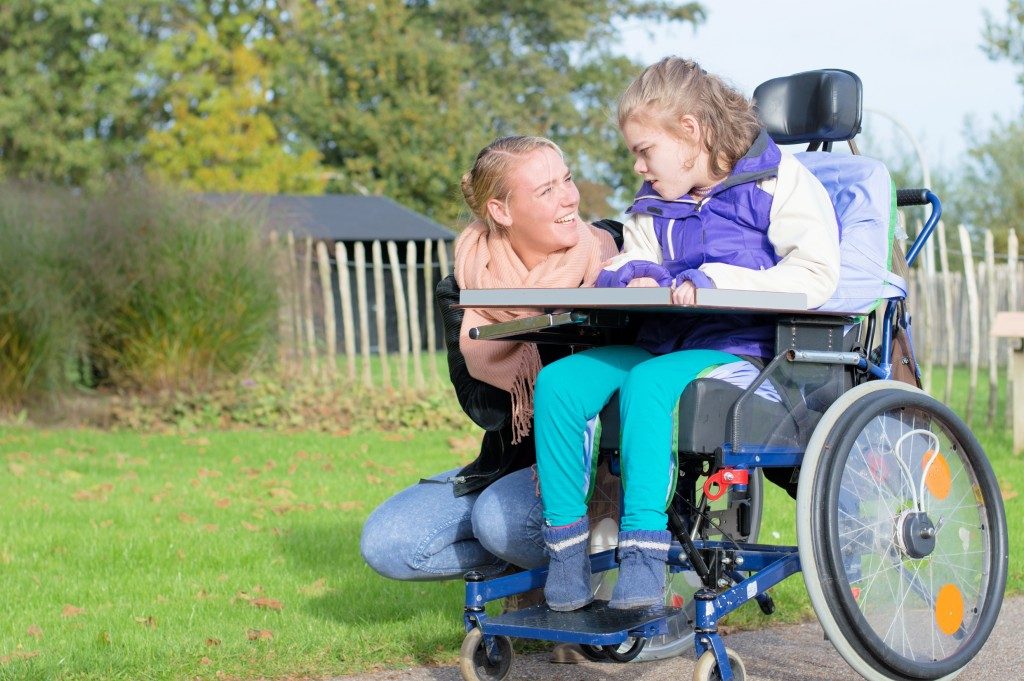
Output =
[
  {"x1": 618, "y1": 57, "x2": 761, "y2": 179},
  {"x1": 460, "y1": 136, "x2": 563, "y2": 233}
]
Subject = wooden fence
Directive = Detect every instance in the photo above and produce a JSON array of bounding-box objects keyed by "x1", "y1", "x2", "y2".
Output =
[
  {"x1": 271, "y1": 233, "x2": 453, "y2": 390},
  {"x1": 270, "y1": 223, "x2": 1023, "y2": 425}
]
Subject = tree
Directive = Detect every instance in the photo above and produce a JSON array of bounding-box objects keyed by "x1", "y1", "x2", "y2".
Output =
[
  {"x1": 271, "y1": 0, "x2": 704, "y2": 224},
  {"x1": 0, "y1": 0, "x2": 161, "y2": 185},
  {"x1": 949, "y1": 0, "x2": 1024, "y2": 246}
]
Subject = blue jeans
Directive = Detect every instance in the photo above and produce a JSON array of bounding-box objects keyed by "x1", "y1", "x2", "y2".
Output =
[{"x1": 360, "y1": 467, "x2": 546, "y2": 581}]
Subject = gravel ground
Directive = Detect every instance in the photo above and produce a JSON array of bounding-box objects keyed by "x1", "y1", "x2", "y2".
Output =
[{"x1": 332, "y1": 596, "x2": 1022, "y2": 681}]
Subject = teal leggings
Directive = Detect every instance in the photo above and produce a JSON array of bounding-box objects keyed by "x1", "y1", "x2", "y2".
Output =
[{"x1": 534, "y1": 346, "x2": 740, "y2": 531}]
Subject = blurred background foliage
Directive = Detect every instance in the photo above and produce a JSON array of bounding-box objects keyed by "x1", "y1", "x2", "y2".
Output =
[{"x1": 0, "y1": 0, "x2": 705, "y2": 224}]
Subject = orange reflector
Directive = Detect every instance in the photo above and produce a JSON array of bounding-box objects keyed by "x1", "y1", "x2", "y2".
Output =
[
  {"x1": 921, "y1": 450, "x2": 952, "y2": 500},
  {"x1": 671, "y1": 594, "x2": 685, "y2": 608},
  {"x1": 935, "y1": 583, "x2": 964, "y2": 636}
]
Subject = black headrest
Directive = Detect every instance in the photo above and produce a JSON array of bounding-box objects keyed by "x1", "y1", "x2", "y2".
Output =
[{"x1": 752, "y1": 69, "x2": 863, "y2": 145}]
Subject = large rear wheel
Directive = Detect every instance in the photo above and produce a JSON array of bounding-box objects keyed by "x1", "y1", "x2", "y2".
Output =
[{"x1": 797, "y1": 382, "x2": 1007, "y2": 680}]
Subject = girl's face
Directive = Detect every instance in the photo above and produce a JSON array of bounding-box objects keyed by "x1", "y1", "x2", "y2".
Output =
[
  {"x1": 488, "y1": 146, "x2": 582, "y2": 268},
  {"x1": 621, "y1": 114, "x2": 714, "y2": 200}
]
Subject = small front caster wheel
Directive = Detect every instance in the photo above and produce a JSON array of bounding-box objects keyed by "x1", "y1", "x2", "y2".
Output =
[
  {"x1": 578, "y1": 644, "x2": 609, "y2": 661},
  {"x1": 693, "y1": 647, "x2": 746, "y2": 681},
  {"x1": 604, "y1": 637, "x2": 646, "y2": 662},
  {"x1": 459, "y1": 628, "x2": 514, "y2": 681}
]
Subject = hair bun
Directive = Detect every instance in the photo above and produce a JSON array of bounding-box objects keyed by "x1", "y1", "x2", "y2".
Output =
[{"x1": 460, "y1": 171, "x2": 479, "y2": 214}]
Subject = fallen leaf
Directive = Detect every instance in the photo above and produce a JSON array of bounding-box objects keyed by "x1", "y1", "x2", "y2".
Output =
[
  {"x1": 241, "y1": 522, "x2": 261, "y2": 532},
  {"x1": 205, "y1": 637, "x2": 221, "y2": 647},
  {"x1": 7, "y1": 462, "x2": 26, "y2": 477},
  {"x1": 200, "y1": 656, "x2": 212, "y2": 665},
  {"x1": 0, "y1": 650, "x2": 39, "y2": 664},
  {"x1": 298, "y1": 579, "x2": 328, "y2": 597},
  {"x1": 246, "y1": 629, "x2": 273, "y2": 641},
  {"x1": 214, "y1": 498, "x2": 231, "y2": 509},
  {"x1": 178, "y1": 512, "x2": 196, "y2": 524},
  {"x1": 201, "y1": 524, "x2": 219, "y2": 533},
  {"x1": 134, "y1": 616, "x2": 157, "y2": 629},
  {"x1": 26, "y1": 625, "x2": 42, "y2": 639},
  {"x1": 97, "y1": 631, "x2": 111, "y2": 645},
  {"x1": 61, "y1": 605, "x2": 84, "y2": 618},
  {"x1": 268, "y1": 487, "x2": 295, "y2": 500},
  {"x1": 251, "y1": 598, "x2": 283, "y2": 611},
  {"x1": 1001, "y1": 481, "x2": 1019, "y2": 501}
]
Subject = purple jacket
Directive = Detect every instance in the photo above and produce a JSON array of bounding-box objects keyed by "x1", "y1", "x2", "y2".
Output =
[{"x1": 597, "y1": 130, "x2": 782, "y2": 358}]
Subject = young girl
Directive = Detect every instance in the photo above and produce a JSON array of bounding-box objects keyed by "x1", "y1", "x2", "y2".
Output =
[{"x1": 534, "y1": 57, "x2": 841, "y2": 611}]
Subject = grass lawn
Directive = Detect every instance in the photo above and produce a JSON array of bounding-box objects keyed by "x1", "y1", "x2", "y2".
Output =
[{"x1": 1, "y1": 365, "x2": 1021, "y2": 679}]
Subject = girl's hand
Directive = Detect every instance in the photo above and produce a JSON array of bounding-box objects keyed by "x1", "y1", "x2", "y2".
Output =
[
  {"x1": 626, "y1": 277, "x2": 660, "y2": 288},
  {"x1": 671, "y1": 281, "x2": 697, "y2": 305}
]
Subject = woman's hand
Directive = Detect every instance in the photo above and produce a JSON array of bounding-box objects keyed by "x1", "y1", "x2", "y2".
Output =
[
  {"x1": 626, "y1": 277, "x2": 660, "y2": 288},
  {"x1": 671, "y1": 281, "x2": 697, "y2": 305}
]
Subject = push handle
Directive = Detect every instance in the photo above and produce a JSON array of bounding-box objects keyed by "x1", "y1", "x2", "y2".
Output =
[{"x1": 896, "y1": 188, "x2": 930, "y2": 207}]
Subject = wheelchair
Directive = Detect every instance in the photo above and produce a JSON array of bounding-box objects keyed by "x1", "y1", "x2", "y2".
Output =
[{"x1": 456, "y1": 69, "x2": 1008, "y2": 681}]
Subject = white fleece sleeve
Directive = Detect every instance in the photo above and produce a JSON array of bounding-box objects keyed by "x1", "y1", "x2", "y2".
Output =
[
  {"x1": 602, "y1": 213, "x2": 662, "y2": 270},
  {"x1": 698, "y1": 154, "x2": 840, "y2": 308}
]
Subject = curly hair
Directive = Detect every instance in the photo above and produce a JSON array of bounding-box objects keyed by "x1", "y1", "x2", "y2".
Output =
[{"x1": 618, "y1": 57, "x2": 761, "y2": 179}]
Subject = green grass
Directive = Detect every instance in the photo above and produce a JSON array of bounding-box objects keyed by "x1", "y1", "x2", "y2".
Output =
[
  {"x1": 1, "y1": 365, "x2": 1021, "y2": 678},
  {"x1": 0, "y1": 426, "x2": 481, "y2": 680}
]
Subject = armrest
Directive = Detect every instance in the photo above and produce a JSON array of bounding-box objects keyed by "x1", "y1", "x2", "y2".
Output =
[{"x1": 436, "y1": 275, "x2": 513, "y2": 431}]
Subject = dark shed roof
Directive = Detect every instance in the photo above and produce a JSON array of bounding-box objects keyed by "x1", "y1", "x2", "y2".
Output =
[{"x1": 199, "y1": 193, "x2": 457, "y2": 242}]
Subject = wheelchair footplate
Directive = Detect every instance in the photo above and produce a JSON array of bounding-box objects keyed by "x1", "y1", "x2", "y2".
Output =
[{"x1": 479, "y1": 600, "x2": 676, "y2": 646}]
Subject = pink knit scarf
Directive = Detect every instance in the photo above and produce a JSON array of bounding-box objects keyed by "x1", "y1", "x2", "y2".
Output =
[{"x1": 455, "y1": 220, "x2": 616, "y2": 442}]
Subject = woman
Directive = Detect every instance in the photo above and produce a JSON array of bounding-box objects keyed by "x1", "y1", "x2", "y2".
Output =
[{"x1": 359, "y1": 136, "x2": 618, "y2": 581}]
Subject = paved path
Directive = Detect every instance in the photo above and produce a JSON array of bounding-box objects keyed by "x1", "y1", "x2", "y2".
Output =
[{"x1": 334, "y1": 597, "x2": 1021, "y2": 680}]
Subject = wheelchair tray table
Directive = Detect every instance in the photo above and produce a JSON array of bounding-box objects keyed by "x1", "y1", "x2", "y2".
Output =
[
  {"x1": 458, "y1": 287, "x2": 857, "y2": 343},
  {"x1": 480, "y1": 600, "x2": 678, "y2": 645}
]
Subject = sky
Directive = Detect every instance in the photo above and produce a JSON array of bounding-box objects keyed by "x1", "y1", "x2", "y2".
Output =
[{"x1": 617, "y1": 0, "x2": 1022, "y2": 181}]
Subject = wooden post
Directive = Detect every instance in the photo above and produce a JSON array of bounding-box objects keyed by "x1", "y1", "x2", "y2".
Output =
[
  {"x1": 1007, "y1": 230, "x2": 1019, "y2": 427},
  {"x1": 354, "y1": 242, "x2": 372, "y2": 387},
  {"x1": 437, "y1": 238, "x2": 450, "y2": 278},
  {"x1": 984, "y1": 231, "x2": 998, "y2": 426},
  {"x1": 992, "y1": 312, "x2": 1024, "y2": 454},
  {"x1": 372, "y1": 240, "x2": 391, "y2": 389},
  {"x1": 405, "y1": 240, "x2": 424, "y2": 389},
  {"x1": 302, "y1": 236, "x2": 319, "y2": 372},
  {"x1": 959, "y1": 225, "x2": 980, "y2": 425},
  {"x1": 937, "y1": 221, "x2": 955, "y2": 402},
  {"x1": 335, "y1": 242, "x2": 357, "y2": 381},
  {"x1": 386, "y1": 240, "x2": 410, "y2": 389},
  {"x1": 316, "y1": 241, "x2": 337, "y2": 378},
  {"x1": 285, "y1": 230, "x2": 303, "y2": 371},
  {"x1": 269, "y1": 231, "x2": 292, "y2": 368},
  {"x1": 423, "y1": 239, "x2": 439, "y2": 384}
]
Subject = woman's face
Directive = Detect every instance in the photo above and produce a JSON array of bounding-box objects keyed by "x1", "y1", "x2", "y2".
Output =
[
  {"x1": 491, "y1": 146, "x2": 581, "y2": 267},
  {"x1": 621, "y1": 115, "x2": 713, "y2": 200}
]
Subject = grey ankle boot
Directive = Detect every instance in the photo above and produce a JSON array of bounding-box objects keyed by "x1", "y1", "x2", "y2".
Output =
[
  {"x1": 542, "y1": 517, "x2": 593, "y2": 612},
  {"x1": 609, "y1": 529, "x2": 671, "y2": 610}
]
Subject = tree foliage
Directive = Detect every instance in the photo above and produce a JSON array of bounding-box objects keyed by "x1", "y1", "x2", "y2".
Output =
[
  {"x1": 0, "y1": 0, "x2": 704, "y2": 222},
  {"x1": 954, "y1": 0, "x2": 1024, "y2": 244}
]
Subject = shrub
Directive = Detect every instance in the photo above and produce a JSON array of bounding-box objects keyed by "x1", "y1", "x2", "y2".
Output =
[
  {"x1": 0, "y1": 184, "x2": 79, "y2": 406},
  {"x1": 69, "y1": 176, "x2": 280, "y2": 390},
  {"x1": 0, "y1": 176, "x2": 282, "y2": 406}
]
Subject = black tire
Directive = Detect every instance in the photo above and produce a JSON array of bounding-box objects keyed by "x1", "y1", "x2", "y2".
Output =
[
  {"x1": 459, "y1": 629, "x2": 514, "y2": 681},
  {"x1": 604, "y1": 637, "x2": 645, "y2": 662},
  {"x1": 798, "y1": 383, "x2": 1007, "y2": 680},
  {"x1": 578, "y1": 644, "x2": 609, "y2": 661}
]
